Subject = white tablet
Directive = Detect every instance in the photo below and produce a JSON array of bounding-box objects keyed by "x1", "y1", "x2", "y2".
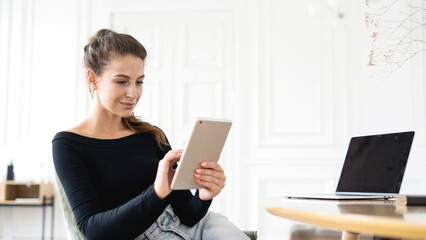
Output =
[{"x1": 171, "y1": 117, "x2": 232, "y2": 190}]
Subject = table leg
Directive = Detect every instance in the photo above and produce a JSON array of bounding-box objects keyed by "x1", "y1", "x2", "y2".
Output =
[
  {"x1": 42, "y1": 203, "x2": 46, "y2": 240},
  {"x1": 341, "y1": 231, "x2": 360, "y2": 240},
  {"x1": 51, "y1": 198, "x2": 55, "y2": 240}
]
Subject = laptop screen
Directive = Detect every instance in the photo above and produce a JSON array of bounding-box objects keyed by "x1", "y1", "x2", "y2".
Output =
[{"x1": 336, "y1": 131, "x2": 415, "y2": 194}]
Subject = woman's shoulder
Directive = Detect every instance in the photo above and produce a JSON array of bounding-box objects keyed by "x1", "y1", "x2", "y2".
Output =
[
  {"x1": 52, "y1": 121, "x2": 101, "y2": 146},
  {"x1": 53, "y1": 130, "x2": 143, "y2": 146},
  {"x1": 52, "y1": 131, "x2": 87, "y2": 145},
  {"x1": 54, "y1": 128, "x2": 92, "y2": 140},
  {"x1": 53, "y1": 121, "x2": 89, "y2": 140},
  {"x1": 54, "y1": 120, "x2": 135, "y2": 141}
]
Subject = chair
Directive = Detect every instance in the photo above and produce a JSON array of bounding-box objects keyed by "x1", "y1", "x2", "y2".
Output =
[
  {"x1": 244, "y1": 230, "x2": 258, "y2": 240},
  {"x1": 56, "y1": 176, "x2": 257, "y2": 240},
  {"x1": 55, "y1": 175, "x2": 85, "y2": 240}
]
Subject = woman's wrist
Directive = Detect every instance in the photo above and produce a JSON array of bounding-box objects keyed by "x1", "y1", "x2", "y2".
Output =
[
  {"x1": 154, "y1": 185, "x2": 165, "y2": 199},
  {"x1": 196, "y1": 190, "x2": 213, "y2": 202},
  {"x1": 154, "y1": 184, "x2": 171, "y2": 200}
]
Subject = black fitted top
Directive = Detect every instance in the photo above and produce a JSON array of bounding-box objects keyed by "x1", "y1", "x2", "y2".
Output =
[{"x1": 52, "y1": 131, "x2": 211, "y2": 240}]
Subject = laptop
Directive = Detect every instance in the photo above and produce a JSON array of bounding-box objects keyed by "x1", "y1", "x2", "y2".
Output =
[{"x1": 284, "y1": 131, "x2": 415, "y2": 200}]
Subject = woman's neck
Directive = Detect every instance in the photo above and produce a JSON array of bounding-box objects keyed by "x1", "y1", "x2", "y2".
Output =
[{"x1": 70, "y1": 110, "x2": 135, "y2": 139}]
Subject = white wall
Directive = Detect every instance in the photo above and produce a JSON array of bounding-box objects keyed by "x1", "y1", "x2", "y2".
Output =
[
  {"x1": 0, "y1": 0, "x2": 425, "y2": 239},
  {"x1": 0, "y1": 0, "x2": 84, "y2": 238}
]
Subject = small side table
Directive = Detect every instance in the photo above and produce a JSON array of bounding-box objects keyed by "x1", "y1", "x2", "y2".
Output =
[{"x1": 0, "y1": 181, "x2": 54, "y2": 240}]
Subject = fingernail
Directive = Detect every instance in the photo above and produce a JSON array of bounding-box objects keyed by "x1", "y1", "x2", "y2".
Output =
[{"x1": 201, "y1": 162, "x2": 207, "y2": 167}]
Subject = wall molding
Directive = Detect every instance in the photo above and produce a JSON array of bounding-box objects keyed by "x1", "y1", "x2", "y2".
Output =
[
  {"x1": 0, "y1": 0, "x2": 11, "y2": 146},
  {"x1": 254, "y1": 0, "x2": 335, "y2": 150}
]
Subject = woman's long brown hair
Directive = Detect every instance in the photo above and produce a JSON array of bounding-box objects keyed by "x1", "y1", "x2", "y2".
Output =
[{"x1": 84, "y1": 29, "x2": 168, "y2": 149}]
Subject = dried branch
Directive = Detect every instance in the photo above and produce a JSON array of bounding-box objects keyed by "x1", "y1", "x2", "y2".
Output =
[{"x1": 365, "y1": 0, "x2": 425, "y2": 81}]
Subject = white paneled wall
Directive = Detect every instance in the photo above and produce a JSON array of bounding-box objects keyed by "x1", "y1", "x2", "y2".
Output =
[
  {"x1": 0, "y1": 0, "x2": 425, "y2": 239},
  {"x1": 111, "y1": 9, "x2": 236, "y2": 215},
  {"x1": 0, "y1": 0, "x2": 83, "y2": 239}
]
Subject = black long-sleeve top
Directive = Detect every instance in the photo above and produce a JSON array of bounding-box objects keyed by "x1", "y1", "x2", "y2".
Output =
[{"x1": 52, "y1": 131, "x2": 211, "y2": 240}]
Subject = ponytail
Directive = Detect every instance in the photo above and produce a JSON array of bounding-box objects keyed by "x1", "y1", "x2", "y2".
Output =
[{"x1": 121, "y1": 115, "x2": 169, "y2": 149}]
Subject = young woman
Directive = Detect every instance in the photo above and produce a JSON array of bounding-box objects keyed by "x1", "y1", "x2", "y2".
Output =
[{"x1": 52, "y1": 29, "x2": 249, "y2": 240}]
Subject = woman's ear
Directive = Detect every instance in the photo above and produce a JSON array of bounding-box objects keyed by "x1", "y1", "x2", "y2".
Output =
[{"x1": 87, "y1": 69, "x2": 97, "y2": 89}]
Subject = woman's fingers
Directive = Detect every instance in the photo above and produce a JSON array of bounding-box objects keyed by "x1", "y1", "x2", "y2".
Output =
[
  {"x1": 154, "y1": 149, "x2": 183, "y2": 199},
  {"x1": 195, "y1": 178, "x2": 223, "y2": 191},
  {"x1": 161, "y1": 149, "x2": 183, "y2": 171},
  {"x1": 194, "y1": 162, "x2": 226, "y2": 188},
  {"x1": 164, "y1": 150, "x2": 183, "y2": 163},
  {"x1": 196, "y1": 162, "x2": 225, "y2": 179},
  {"x1": 194, "y1": 173, "x2": 225, "y2": 187},
  {"x1": 200, "y1": 162, "x2": 224, "y2": 173},
  {"x1": 196, "y1": 162, "x2": 227, "y2": 201},
  {"x1": 195, "y1": 168, "x2": 226, "y2": 181},
  {"x1": 159, "y1": 150, "x2": 182, "y2": 171}
]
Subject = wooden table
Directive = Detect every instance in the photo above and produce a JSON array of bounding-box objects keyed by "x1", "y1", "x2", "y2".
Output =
[
  {"x1": 0, "y1": 181, "x2": 54, "y2": 240},
  {"x1": 264, "y1": 197, "x2": 426, "y2": 240}
]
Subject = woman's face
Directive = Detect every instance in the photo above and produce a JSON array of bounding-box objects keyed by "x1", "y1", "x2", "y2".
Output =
[{"x1": 94, "y1": 54, "x2": 145, "y2": 118}]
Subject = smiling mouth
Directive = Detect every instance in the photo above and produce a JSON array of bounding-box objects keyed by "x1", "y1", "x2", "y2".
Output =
[{"x1": 120, "y1": 102, "x2": 135, "y2": 108}]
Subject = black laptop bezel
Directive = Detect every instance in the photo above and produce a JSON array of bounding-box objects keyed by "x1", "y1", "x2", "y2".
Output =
[{"x1": 335, "y1": 131, "x2": 415, "y2": 195}]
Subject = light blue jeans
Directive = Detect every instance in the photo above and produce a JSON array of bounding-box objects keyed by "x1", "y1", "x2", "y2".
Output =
[{"x1": 136, "y1": 205, "x2": 250, "y2": 240}]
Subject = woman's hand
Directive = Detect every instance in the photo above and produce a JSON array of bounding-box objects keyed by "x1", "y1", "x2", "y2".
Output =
[
  {"x1": 154, "y1": 149, "x2": 182, "y2": 199},
  {"x1": 195, "y1": 162, "x2": 226, "y2": 201}
]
